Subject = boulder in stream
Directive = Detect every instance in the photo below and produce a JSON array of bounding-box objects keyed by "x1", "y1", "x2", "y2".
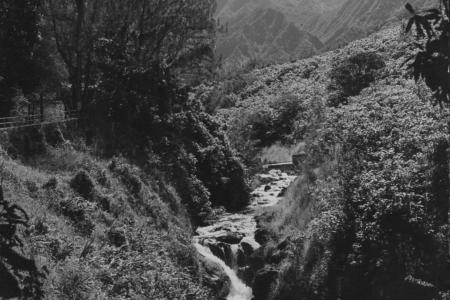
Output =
[
  {"x1": 241, "y1": 240, "x2": 258, "y2": 256},
  {"x1": 277, "y1": 187, "x2": 287, "y2": 197},
  {"x1": 255, "y1": 228, "x2": 271, "y2": 245},
  {"x1": 216, "y1": 232, "x2": 244, "y2": 244}
]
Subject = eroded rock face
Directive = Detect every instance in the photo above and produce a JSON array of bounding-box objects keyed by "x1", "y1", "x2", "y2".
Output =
[
  {"x1": 203, "y1": 240, "x2": 234, "y2": 268},
  {"x1": 241, "y1": 238, "x2": 259, "y2": 257},
  {"x1": 253, "y1": 267, "x2": 279, "y2": 300},
  {"x1": 198, "y1": 254, "x2": 231, "y2": 299}
]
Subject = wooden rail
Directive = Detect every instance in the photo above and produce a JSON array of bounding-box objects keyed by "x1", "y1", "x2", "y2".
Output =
[
  {"x1": 262, "y1": 162, "x2": 295, "y2": 171},
  {"x1": 0, "y1": 111, "x2": 79, "y2": 131}
]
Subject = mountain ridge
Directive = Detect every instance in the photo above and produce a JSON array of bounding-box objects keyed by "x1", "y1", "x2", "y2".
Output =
[{"x1": 215, "y1": 0, "x2": 438, "y2": 67}]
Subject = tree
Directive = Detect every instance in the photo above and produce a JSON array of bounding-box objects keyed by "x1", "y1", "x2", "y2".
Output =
[
  {"x1": 327, "y1": 52, "x2": 385, "y2": 107},
  {"x1": 44, "y1": 0, "x2": 217, "y2": 115},
  {"x1": 44, "y1": 0, "x2": 104, "y2": 112},
  {"x1": 406, "y1": 1, "x2": 449, "y2": 107},
  {"x1": 0, "y1": 0, "x2": 41, "y2": 117}
]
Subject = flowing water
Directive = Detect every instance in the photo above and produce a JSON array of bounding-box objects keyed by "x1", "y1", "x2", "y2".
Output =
[
  {"x1": 194, "y1": 170, "x2": 296, "y2": 300},
  {"x1": 194, "y1": 243, "x2": 253, "y2": 300}
]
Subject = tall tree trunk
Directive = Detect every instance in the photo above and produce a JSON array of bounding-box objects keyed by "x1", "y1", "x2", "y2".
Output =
[{"x1": 73, "y1": 0, "x2": 85, "y2": 112}]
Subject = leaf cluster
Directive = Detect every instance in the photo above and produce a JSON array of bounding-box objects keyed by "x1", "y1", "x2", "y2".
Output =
[
  {"x1": 0, "y1": 184, "x2": 46, "y2": 299},
  {"x1": 405, "y1": 1, "x2": 450, "y2": 106}
]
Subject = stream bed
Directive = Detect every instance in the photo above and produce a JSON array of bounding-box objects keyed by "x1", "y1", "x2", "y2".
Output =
[{"x1": 194, "y1": 170, "x2": 296, "y2": 300}]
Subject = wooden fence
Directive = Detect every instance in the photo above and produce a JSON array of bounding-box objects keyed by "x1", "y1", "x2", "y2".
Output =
[{"x1": 0, "y1": 111, "x2": 79, "y2": 131}]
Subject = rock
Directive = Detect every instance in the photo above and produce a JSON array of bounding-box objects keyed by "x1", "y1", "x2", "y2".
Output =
[
  {"x1": 277, "y1": 238, "x2": 290, "y2": 251},
  {"x1": 277, "y1": 187, "x2": 287, "y2": 197},
  {"x1": 249, "y1": 247, "x2": 266, "y2": 271},
  {"x1": 216, "y1": 232, "x2": 244, "y2": 244},
  {"x1": 253, "y1": 267, "x2": 279, "y2": 300},
  {"x1": 208, "y1": 243, "x2": 226, "y2": 262},
  {"x1": 198, "y1": 255, "x2": 231, "y2": 299},
  {"x1": 206, "y1": 242, "x2": 233, "y2": 268},
  {"x1": 268, "y1": 169, "x2": 282, "y2": 177},
  {"x1": 257, "y1": 199, "x2": 269, "y2": 205},
  {"x1": 241, "y1": 241, "x2": 257, "y2": 256},
  {"x1": 237, "y1": 247, "x2": 247, "y2": 267},
  {"x1": 264, "y1": 185, "x2": 271, "y2": 192},
  {"x1": 268, "y1": 250, "x2": 287, "y2": 264},
  {"x1": 256, "y1": 174, "x2": 278, "y2": 185},
  {"x1": 255, "y1": 228, "x2": 270, "y2": 245}
]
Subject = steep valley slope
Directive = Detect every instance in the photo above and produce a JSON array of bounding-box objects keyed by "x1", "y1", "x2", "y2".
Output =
[{"x1": 217, "y1": 23, "x2": 450, "y2": 299}]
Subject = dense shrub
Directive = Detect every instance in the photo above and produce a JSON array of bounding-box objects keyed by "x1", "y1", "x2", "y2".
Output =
[
  {"x1": 70, "y1": 170, "x2": 95, "y2": 200},
  {"x1": 327, "y1": 52, "x2": 385, "y2": 106},
  {"x1": 243, "y1": 25, "x2": 450, "y2": 300},
  {"x1": 153, "y1": 111, "x2": 250, "y2": 221},
  {"x1": 58, "y1": 197, "x2": 95, "y2": 236},
  {"x1": 55, "y1": 260, "x2": 94, "y2": 300},
  {"x1": 265, "y1": 81, "x2": 450, "y2": 300},
  {"x1": 221, "y1": 92, "x2": 309, "y2": 166}
]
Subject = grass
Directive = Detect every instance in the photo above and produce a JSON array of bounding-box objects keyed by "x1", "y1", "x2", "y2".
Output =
[{"x1": 0, "y1": 138, "x2": 214, "y2": 299}]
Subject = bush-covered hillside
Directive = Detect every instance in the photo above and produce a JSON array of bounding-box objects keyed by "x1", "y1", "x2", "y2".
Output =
[
  {"x1": 216, "y1": 26, "x2": 418, "y2": 165},
  {"x1": 0, "y1": 105, "x2": 251, "y2": 299},
  {"x1": 0, "y1": 128, "x2": 220, "y2": 299},
  {"x1": 218, "y1": 24, "x2": 450, "y2": 299}
]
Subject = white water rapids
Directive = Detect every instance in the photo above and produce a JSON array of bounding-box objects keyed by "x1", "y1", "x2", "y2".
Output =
[
  {"x1": 194, "y1": 170, "x2": 296, "y2": 300},
  {"x1": 194, "y1": 243, "x2": 253, "y2": 300}
]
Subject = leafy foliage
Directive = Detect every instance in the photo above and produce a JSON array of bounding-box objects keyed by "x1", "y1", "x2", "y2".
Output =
[
  {"x1": 240, "y1": 24, "x2": 450, "y2": 300},
  {"x1": 44, "y1": 0, "x2": 217, "y2": 112},
  {"x1": 0, "y1": 0, "x2": 42, "y2": 116},
  {"x1": 405, "y1": 1, "x2": 450, "y2": 106},
  {"x1": 327, "y1": 52, "x2": 385, "y2": 107},
  {"x1": 0, "y1": 184, "x2": 45, "y2": 299}
]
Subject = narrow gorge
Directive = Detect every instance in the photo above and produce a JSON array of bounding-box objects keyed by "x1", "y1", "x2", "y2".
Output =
[{"x1": 194, "y1": 170, "x2": 296, "y2": 299}]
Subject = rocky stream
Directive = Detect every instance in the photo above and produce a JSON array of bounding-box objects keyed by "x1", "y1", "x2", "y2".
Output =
[{"x1": 194, "y1": 170, "x2": 296, "y2": 300}]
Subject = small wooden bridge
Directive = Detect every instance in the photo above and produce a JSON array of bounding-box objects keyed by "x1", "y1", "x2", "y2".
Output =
[
  {"x1": 262, "y1": 153, "x2": 306, "y2": 172},
  {"x1": 0, "y1": 111, "x2": 79, "y2": 131},
  {"x1": 262, "y1": 162, "x2": 295, "y2": 172}
]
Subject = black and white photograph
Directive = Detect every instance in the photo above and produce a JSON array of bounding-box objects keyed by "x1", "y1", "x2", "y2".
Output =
[{"x1": 0, "y1": 0, "x2": 449, "y2": 299}]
